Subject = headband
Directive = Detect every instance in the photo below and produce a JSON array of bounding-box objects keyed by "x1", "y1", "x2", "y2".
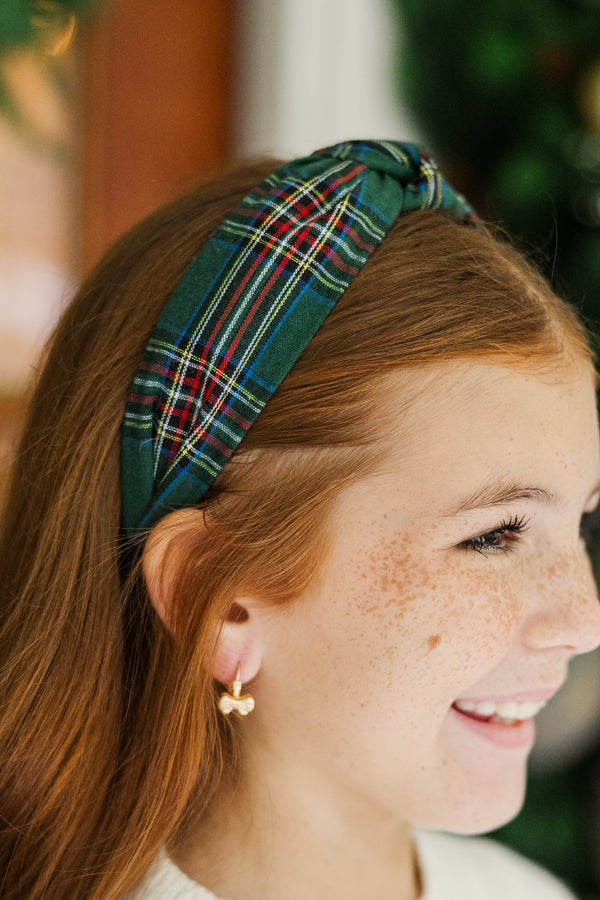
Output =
[{"x1": 121, "y1": 140, "x2": 477, "y2": 534}]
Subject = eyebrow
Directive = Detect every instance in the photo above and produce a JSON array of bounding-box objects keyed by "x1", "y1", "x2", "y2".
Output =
[{"x1": 446, "y1": 480, "x2": 554, "y2": 516}]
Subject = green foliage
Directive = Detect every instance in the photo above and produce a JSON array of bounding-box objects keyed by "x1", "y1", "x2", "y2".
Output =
[
  {"x1": 0, "y1": 0, "x2": 101, "y2": 155},
  {"x1": 494, "y1": 768, "x2": 596, "y2": 893},
  {"x1": 395, "y1": 0, "x2": 600, "y2": 323},
  {"x1": 0, "y1": 0, "x2": 98, "y2": 52}
]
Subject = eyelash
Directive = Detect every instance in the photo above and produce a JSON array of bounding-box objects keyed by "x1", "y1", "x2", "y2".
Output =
[
  {"x1": 461, "y1": 506, "x2": 600, "y2": 557},
  {"x1": 460, "y1": 514, "x2": 531, "y2": 557}
]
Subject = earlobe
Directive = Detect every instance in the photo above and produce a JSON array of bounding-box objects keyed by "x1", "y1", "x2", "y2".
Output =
[{"x1": 212, "y1": 607, "x2": 263, "y2": 686}]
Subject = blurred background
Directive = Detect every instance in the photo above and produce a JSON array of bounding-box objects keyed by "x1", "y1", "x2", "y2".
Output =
[{"x1": 1, "y1": 0, "x2": 600, "y2": 895}]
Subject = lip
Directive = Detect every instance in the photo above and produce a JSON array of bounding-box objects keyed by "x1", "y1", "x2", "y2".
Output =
[{"x1": 449, "y1": 705, "x2": 536, "y2": 749}]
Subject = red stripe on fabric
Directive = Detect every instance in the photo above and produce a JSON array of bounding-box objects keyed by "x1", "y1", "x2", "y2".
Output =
[
  {"x1": 339, "y1": 223, "x2": 377, "y2": 253},
  {"x1": 144, "y1": 360, "x2": 167, "y2": 374},
  {"x1": 324, "y1": 252, "x2": 360, "y2": 275},
  {"x1": 167, "y1": 163, "x2": 365, "y2": 461},
  {"x1": 197, "y1": 429, "x2": 231, "y2": 456},
  {"x1": 203, "y1": 167, "x2": 367, "y2": 407},
  {"x1": 224, "y1": 405, "x2": 252, "y2": 428},
  {"x1": 168, "y1": 422, "x2": 233, "y2": 458},
  {"x1": 128, "y1": 393, "x2": 156, "y2": 404},
  {"x1": 202, "y1": 162, "x2": 364, "y2": 377}
]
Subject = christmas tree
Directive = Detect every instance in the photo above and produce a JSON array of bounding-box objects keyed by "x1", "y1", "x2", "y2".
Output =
[{"x1": 396, "y1": 0, "x2": 600, "y2": 326}]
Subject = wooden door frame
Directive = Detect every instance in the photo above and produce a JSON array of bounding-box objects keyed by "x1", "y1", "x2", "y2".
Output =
[{"x1": 80, "y1": 0, "x2": 236, "y2": 272}]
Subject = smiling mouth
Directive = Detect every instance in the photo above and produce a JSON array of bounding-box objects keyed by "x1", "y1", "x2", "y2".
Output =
[{"x1": 452, "y1": 698, "x2": 548, "y2": 726}]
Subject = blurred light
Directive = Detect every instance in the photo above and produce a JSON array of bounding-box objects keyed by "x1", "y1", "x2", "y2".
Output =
[
  {"x1": 580, "y1": 59, "x2": 600, "y2": 134},
  {"x1": 563, "y1": 132, "x2": 600, "y2": 180},
  {"x1": 30, "y1": 1, "x2": 77, "y2": 57},
  {"x1": 572, "y1": 186, "x2": 600, "y2": 225}
]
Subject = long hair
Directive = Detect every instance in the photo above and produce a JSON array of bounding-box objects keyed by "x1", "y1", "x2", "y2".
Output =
[{"x1": 0, "y1": 162, "x2": 591, "y2": 899}]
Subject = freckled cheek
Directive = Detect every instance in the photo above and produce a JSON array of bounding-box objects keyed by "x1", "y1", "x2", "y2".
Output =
[
  {"x1": 345, "y1": 543, "x2": 521, "y2": 679},
  {"x1": 349, "y1": 533, "x2": 414, "y2": 602},
  {"x1": 434, "y1": 567, "x2": 521, "y2": 667},
  {"x1": 348, "y1": 538, "x2": 426, "y2": 632}
]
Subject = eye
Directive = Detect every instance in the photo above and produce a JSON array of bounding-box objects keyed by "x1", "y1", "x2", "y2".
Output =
[{"x1": 460, "y1": 514, "x2": 531, "y2": 557}]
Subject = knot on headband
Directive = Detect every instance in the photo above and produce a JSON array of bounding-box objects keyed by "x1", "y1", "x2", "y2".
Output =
[{"x1": 121, "y1": 140, "x2": 477, "y2": 534}]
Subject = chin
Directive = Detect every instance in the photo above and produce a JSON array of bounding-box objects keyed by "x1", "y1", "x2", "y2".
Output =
[
  {"x1": 412, "y1": 769, "x2": 527, "y2": 837},
  {"x1": 444, "y1": 804, "x2": 523, "y2": 836},
  {"x1": 435, "y1": 788, "x2": 526, "y2": 837}
]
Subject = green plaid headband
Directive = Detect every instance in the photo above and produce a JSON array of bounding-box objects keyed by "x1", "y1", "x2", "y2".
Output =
[{"x1": 121, "y1": 139, "x2": 477, "y2": 534}]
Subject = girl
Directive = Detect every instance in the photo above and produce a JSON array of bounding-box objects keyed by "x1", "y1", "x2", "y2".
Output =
[{"x1": 1, "y1": 140, "x2": 599, "y2": 899}]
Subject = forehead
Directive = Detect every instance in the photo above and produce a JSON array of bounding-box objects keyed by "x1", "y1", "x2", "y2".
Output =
[{"x1": 371, "y1": 360, "x2": 600, "y2": 512}]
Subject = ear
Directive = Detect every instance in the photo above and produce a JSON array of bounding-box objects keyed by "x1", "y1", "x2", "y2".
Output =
[
  {"x1": 143, "y1": 508, "x2": 263, "y2": 686},
  {"x1": 142, "y1": 507, "x2": 202, "y2": 630}
]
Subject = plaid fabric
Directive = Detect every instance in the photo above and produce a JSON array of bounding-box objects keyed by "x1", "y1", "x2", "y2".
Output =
[{"x1": 122, "y1": 140, "x2": 477, "y2": 533}]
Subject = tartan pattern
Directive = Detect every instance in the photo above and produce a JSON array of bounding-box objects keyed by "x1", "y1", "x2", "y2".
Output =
[{"x1": 122, "y1": 140, "x2": 477, "y2": 533}]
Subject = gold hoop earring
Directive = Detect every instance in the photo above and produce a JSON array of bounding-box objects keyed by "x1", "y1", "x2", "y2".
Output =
[{"x1": 218, "y1": 663, "x2": 255, "y2": 716}]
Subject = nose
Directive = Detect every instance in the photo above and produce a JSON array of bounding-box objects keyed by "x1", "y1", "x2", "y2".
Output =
[{"x1": 519, "y1": 546, "x2": 600, "y2": 655}]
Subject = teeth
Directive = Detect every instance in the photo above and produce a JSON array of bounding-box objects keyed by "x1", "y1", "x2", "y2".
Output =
[{"x1": 454, "y1": 698, "x2": 547, "y2": 721}]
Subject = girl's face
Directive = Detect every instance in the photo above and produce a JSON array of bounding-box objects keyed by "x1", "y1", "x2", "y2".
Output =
[{"x1": 248, "y1": 360, "x2": 600, "y2": 835}]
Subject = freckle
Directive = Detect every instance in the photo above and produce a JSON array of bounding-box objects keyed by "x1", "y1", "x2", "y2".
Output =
[{"x1": 426, "y1": 633, "x2": 441, "y2": 651}]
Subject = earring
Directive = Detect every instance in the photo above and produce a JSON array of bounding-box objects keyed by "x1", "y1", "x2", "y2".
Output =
[{"x1": 218, "y1": 663, "x2": 255, "y2": 716}]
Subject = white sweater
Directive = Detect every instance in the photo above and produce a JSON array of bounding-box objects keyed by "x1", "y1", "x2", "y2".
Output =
[{"x1": 133, "y1": 828, "x2": 576, "y2": 899}]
